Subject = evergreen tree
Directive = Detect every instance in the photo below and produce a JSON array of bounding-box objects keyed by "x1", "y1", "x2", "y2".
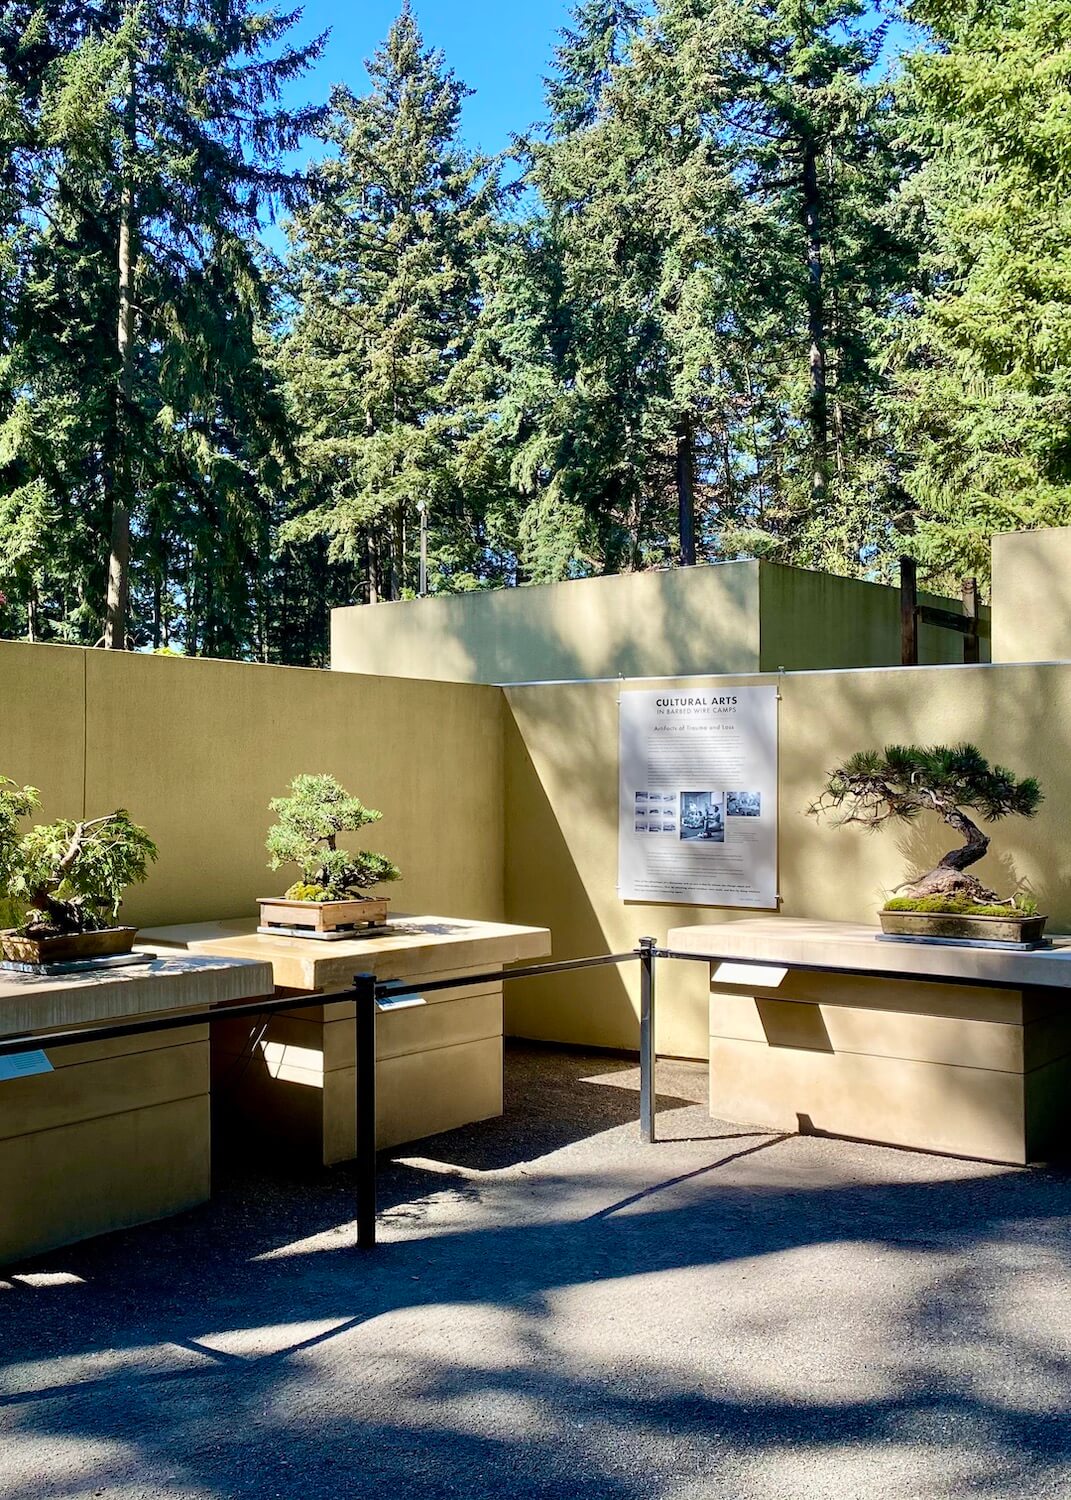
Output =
[
  {"x1": 510, "y1": 0, "x2": 911, "y2": 580},
  {"x1": 0, "y1": 0, "x2": 323, "y2": 651},
  {"x1": 279, "y1": 5, "x2": 513, "y2": 602},
  {"x1": 890, "y1": 0, "x2": 1071, "y2": 579},
  {"x1": 507, "y1": 0, "x2": 702, "y2": 580}
]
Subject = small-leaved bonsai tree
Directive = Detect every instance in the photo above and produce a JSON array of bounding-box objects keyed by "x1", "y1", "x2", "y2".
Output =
[
  {"x1": 0, "y1": 776, "x2": 158, "y2": 935},
  {"x1": 267, "y1": 773, "x2": 401, "y2": 901},
  {"x1": 810, "y1": 744, "x2": 1042, "y2": 911}
]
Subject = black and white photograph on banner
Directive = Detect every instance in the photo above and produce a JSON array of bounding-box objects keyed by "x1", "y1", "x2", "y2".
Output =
[
  {"x1": 679, "y1": 791, "x2": 725, "y2": 842},
  {"x1": 727, "y1": 791, "x2": 761, "y2": 817}
]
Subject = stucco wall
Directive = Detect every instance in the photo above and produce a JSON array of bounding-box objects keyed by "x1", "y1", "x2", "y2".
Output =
[
  {"x1": 4, "y1": 639, "x2": 1060, "y2": 1068},
  {"x1": 332, "y1": 560, "x2": 986, "y2": 685},
  {"x1": 332, "y1": 561, "x2": 763, "y2": 684},
  {"x1": 991, "y1": 528, "x2": 1071, "y2": 663},
  {"x1": 0, "y1": 641, "x2": 505, "y2": 929},
  {"x1": 504, "y1": 662, "x2": 1065, "y2": 1059},
  {"x1": 758, "y1": 564, "x2": 990, "y2": 671}
]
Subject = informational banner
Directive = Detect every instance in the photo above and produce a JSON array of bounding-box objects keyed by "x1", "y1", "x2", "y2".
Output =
[{"x1": 618, "y1": 686, "x2": 778, "y2": 908}]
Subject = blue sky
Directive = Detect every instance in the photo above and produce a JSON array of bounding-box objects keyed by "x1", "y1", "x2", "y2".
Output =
[{"x1": 281, "y1": 0, "x2": 576, "y2": 158}]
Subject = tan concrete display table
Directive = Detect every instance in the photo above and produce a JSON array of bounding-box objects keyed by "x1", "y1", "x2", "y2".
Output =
[
  {"x1": 138, "y1": 915, "x2": 552, "y2": 1163},
  {"x1": 666, "y1": 918, "x2": 1071, "y2": 1164},
  {"x1": 0, "y1": 953, "x2": 274, "y2": 1264}
]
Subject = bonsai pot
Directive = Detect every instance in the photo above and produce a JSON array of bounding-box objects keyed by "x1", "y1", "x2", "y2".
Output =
[
  {"x1": 257, "y1": 896, "x2": 391, "y2": 939},
  {"x1": 0, "y1": 926, "x2": 138, "y2": 965},
  {"x1": 879, "y1": 909, "x2": 1048, "y2": 947}
]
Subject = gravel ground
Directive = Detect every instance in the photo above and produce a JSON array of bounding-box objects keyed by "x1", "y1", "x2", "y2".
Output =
[{"x1": 2, "y1": 1041, "x2": 1071, "y2": 1500}]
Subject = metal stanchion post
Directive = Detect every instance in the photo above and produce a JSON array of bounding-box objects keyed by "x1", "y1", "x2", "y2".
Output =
[
  {"x1": 354, "y1": 972, "x2": 377, "y2": 1249},
  {"x1": 638, "y1": 937, "x2": 656, "y2": 1143}
]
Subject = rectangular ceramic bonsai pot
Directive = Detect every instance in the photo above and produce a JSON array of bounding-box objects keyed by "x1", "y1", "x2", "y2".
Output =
[
  {"x1": 0, "y1": 926, "x2": 138, "y2": 965},
  {"x1": 879, "y1": 909, "x2": 1048, "y2": 947}
]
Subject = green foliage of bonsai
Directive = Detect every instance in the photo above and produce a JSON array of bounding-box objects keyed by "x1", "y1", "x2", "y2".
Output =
[
  {"x1": 0, "y1": 776, "x2": 158, "y2": 936},
  {"x1": 0, "y1": 777, "x2": 40, "y2": 893},
  {"x1": 267, "y1": 774, "x2": 401, "y2": 901},
  {"x1": 810, "y1": 744, "x2": 1042, "y2": 908}
]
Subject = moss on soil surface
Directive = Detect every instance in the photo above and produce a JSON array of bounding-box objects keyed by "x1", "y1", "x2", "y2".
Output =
[{"x1": 883, "y1": 896, "x2": 1037, "y2": 918}]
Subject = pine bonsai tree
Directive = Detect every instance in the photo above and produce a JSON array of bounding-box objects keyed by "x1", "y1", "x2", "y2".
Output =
[
  {"x1": 266, "y1": 774, "x2": 401, "y2": 902},
  {"x1": 810, "y1": 744, "x2": 1042, "y2": 908},
  {"x1": 0, "y1": 775, "x2": 157, "y2": 935}
]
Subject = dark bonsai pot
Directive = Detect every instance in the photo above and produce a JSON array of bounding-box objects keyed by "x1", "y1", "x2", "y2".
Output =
[
  {"x1": 0, "y1": 926, "x2": 138, "y2": 965},
  {"x1": 879, "y1": 909, "x2": 1048, "y2": 946}
]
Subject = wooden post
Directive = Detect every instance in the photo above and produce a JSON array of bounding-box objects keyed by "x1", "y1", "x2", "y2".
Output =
[
  {"x1": 900, "y1": 556, "x2": 918, "y2": 666},
  {"x1": 962, "y1": 577, "x2": 980, "y2": 664}
]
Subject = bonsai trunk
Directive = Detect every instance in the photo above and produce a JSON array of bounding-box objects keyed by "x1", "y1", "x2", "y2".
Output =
[
  {"x1": 24, "y1": 816, "x2": 116, "y2": 934},
  {"x1": 899, "y1": 805, "x2": 999, "y2": 904}
]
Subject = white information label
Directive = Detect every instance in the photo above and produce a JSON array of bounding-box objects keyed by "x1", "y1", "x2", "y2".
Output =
[
  {"x1": 619, "y1": 686, "x2": 778, "y2": 908},
  {"x1": 0, "y1": 1050, "x2": 53, "y2": 1082}
]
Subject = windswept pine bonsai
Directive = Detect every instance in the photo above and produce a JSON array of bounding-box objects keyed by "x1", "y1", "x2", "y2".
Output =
[
  {"x1": 0, "y1": 776, "x2": 158, "y2": 936},
  {"x1": 810, "y1": 744, "x2": 1042, "y2": 912},
  {"x1": 266, "y1": 774, "x2": 401, "y2": 901}
]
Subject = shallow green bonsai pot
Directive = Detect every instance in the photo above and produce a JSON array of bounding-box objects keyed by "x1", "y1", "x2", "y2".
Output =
[{"x1": 879, "y1": 909, "x2": 1048, "y2": 946}]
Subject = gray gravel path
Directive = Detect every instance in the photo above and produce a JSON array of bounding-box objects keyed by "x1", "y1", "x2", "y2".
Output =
[{"x1": 2, "y1": 1043, "x2": 1070, "y2": 1500}]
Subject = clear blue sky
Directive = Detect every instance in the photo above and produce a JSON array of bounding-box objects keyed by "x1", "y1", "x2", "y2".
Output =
[{"x1": 282, "y1": 0, "x2": 576, "y2": 158}]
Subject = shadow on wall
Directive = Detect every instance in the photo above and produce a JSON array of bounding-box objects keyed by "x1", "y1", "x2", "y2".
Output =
[
  {"x1": 0, "y1": 640, "x2": 509, "y2": 931},
  {"x1": 334, "y1": 562, "x2": 763, "y2": 685},
  {"x1": 504, "y1": 705, "x2": 637, "y2": 1048},
  {"x1": 331, "y1": 560, "x2": 990, "y2": 688},
  {"x1": 504, "y1": 678, "x2": 732, "y2": 1053},
  {"x1": 503, "y1": 660, "x2": 1071, "y2": 1057},
  {"x1": 786, "y1": 663, "x2": 1071, "y2": 926}
]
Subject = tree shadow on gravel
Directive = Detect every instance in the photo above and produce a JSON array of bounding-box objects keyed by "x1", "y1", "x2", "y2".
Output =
[{"x1": 1, "y1": 1046, "x2": 1070, "y2": 1499}]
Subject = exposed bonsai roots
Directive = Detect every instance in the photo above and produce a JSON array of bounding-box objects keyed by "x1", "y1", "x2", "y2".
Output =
[{"x1": 894, "y1": 866, "x2": 1000, "y2": 905}]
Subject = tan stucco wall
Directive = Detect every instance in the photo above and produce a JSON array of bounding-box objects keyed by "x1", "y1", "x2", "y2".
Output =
[
  {"x1": 991, "y1": 528, "x2": 1071, "y2": 663},
  {"x1": 0, "y1": 641, "x2": 505, "y2": 930},
  {"x1": 504, "y1": 662, "x2": 1066, "y2": 1060},
  {"x1": 5, "y1": 639, "x2": 1061, "y2": 1068},
  {"x1": 332, "y1": 562, "x2": 764, "y2": 683},
  {"x1": 332, "y1": 560, "x2": 986, "y2": 685},
  {"x1": 758, "y1": 564, "x2": 990, "y2": 671}
]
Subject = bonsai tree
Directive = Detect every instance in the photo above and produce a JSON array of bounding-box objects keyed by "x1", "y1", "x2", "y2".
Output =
[
  {"x1": 810, "y1": 744, "x2": 1042, "y2": 909},
  {"x1": 0, "y1": 777, "x2": 38, "y2": 893},
  {"x1": 267, "y1": 773, "x2": 401, "y2": 901},
  {"x1": 0, "y1": 776, "x2": 158, "y2": 935}
]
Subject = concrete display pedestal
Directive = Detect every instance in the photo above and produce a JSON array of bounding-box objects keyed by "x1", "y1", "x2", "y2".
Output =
[
  {"x1": 666, "y1": 918, "x2": 1071, "y2": 1164},
  {"x1": 139, "y1": 915, "x2": 552, "y2": 1163},
  {"x1": 0, "y1": 954, "x2": 274, "y2": 1264}
]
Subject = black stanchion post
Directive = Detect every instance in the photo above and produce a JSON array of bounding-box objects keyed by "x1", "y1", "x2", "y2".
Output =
[
  {"x1": 638, "y1": 937, "x2": 656, "y2": 1144},
  {"x1": 354, "y1": 972, "x2": 377, "y2": 1249}
]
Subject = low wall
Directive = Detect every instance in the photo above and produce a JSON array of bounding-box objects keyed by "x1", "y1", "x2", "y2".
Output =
[
  {"x1": 331, "y1": 560, "x2": 986, "y2": 685},
  {"x1": 504, "y1": 662, "x2": 1067, "y2": 1059},
  {"x1": 0, "y1": 642, "x2": 505, "y2": 930}
]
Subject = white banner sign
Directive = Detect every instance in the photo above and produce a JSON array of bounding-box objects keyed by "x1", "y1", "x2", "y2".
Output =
[{"x1": 618, "y1": 686, "x2": 778, "y2": 908}]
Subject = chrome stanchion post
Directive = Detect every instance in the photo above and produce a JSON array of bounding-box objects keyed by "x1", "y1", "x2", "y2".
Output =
[
  {"x1": 354, "y1": 972, "x2": 377, "y2": 1249},
  {"x1": 638, "y1": 936, "x2": 656, "y2": 1143}
]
